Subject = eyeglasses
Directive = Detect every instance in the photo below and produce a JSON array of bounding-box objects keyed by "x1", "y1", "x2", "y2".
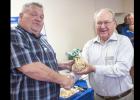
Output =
[{"x1": 96, "y1": 20, "x2": 114, "y2": 26}]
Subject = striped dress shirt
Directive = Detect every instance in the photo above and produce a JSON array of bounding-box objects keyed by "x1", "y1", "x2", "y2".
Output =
[{"x1": 82, "y1": 32, "x2": 134, "y2": 96}]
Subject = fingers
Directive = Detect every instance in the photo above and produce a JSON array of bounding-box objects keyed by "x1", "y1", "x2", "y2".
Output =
[
  {"x1": 67, "y1": 60, "x2": 75, "y2": 65},
  {"x1": 64, "y1": 60, "x2": 75, "y2": 70},
  {"x1": 72, "y1": 64, "x2": 93, "y2": 75},
  {"x1": 74, "y1": 69, "x2": 87, "y2": 75},
  {"x1": 61, "y1": 76, "x2": 75, "y2": 90},
  {"x1": 71, "y1": 62, "x2": 88, "y2": 74},
  {"x1": 71, "y1": 57, "x2": 88, "y2": 73}
]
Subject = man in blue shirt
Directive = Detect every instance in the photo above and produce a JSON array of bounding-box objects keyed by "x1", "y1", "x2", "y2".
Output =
[
  {"x1": 122, "y1": 24, "x2": 134, "y2": 46},
  {"x1": 11, "y1": 2, "x2": 74, "y2": 100},
  {"x1": 116, "y1": 15, "x2": 129, "y2": 34},
  {"x1": 116, "y1": 13, "x2": 134, "y2": 46}
]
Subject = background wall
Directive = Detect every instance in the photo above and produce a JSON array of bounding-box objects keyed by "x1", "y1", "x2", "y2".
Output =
[{"x1": 11, "y1": 0, "x2": 134, "y2": 61}]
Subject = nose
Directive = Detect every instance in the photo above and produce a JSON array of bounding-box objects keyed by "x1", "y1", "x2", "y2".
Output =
[
  {"x1": 35, "y1": 16, "x2": 43, "y2": 22},
  {"x1": 100, "y1": 23, "x2": 106, "y2": 28}
]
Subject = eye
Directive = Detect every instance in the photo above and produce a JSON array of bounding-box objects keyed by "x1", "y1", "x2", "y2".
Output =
[
  {"x1": 97, "y1": 20, "x2": 113, "y2": 26},
  {"x1": 97, "y1": 22, "x2": 102, "y2": 25},
  {"x1": 40, "y1": 15, "x2": 44, "y2": 20},
  {"x1": 30, "y1": 12, "x2": 37, "y2": 17},
  {"x1": 104, "y1": 21, "x2": 111, "y2": 25}
]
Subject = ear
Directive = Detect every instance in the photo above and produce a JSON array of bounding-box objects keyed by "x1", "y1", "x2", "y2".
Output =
[
  {"x1": 19, "y1": 13, "x2": 23, "y2": 18},
  {"x1": 114, "y1": 20, "x2": 117, "y2": 28}
]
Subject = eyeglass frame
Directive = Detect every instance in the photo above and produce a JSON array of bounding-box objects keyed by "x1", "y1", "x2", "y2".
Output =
[{"x1": 96, "y1": 19, "x2": 115, "y2": 27}]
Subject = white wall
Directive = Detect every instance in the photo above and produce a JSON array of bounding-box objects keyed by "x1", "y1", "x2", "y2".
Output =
[
  {"x1": 124, "y1": 0, "x2": 134, "y2": 13},
  {"x1": 44, "y1": 0, "x2": 96, "y2": 61},
  {"x1": 11, "y1": 0, "x2": 133, "y2": 60},
  {"x1": 94, "y1": 0, "x2": 124, "y2": 13}
]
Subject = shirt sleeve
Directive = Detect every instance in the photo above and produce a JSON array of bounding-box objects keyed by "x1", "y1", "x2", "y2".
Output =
[{"x1": 11, "y1": 31, "x2": 39, "y2": 69}]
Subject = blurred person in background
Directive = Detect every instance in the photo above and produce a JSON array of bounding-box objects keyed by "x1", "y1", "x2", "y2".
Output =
[
  {"x1": 126, "y1": 13, "x2": 134, "y2": 26},
  {"x1": 125, "y1": 24, "x2": 134, "y2": 46},
  {"x1": 116, "y1": 15, "x2": 128, "y2": 34},
  {"x1": 74, "y1": 8, "x2": 134, "y2": 100},
  {"x1": 11, "y1": 2, "x2": 74, "y2": 100},
  {"x1": 118, "y1": 13, "x2": 134, "y2": 46},
  {"x1": 116, "y1": 13, "x2": 134, "y2": 34},
  {"x1": 116, "y1": 13, "x2": 134, "y2": 46}
]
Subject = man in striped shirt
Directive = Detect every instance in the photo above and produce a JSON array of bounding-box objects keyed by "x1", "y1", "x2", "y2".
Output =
[
  {"x1": 74, "y1": 8, "x2": 134, "y2": 100},
  {"x1": 11, "y1": 2, "x2": 74, "y2": 100}
]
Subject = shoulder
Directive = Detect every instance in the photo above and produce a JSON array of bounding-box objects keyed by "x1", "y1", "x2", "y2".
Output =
[
  {"x1": 117, "y1": 34, "x2": 130, "y2": 40},
  {"x1": 11, "y1": 26, "x2": 29, "y2": 39},
  {"x1": 11, "y1": 27, "x2": 20, "y2": 39},
  {"x1": 83, "y1": 38, "x2": 95, "y2": 50},
  {"x1": 116, "y1": 34, "x2": 134, "y2": 52},
  {"x1": 11, "y1": 26, "x2": 21, "y2": 35},
  {"x1": 117, "y1": 34, "x2": 132, "y2": 45},
  {"x1": 117, "y1": 23, "x2": 128, "y2": 28},
  {"x1": 11, "y1": 27, "x2": 17, "y2": 34},
  {"x1": 117, "y1": 23, "x2": 124, "y2": 27},
  {"x1": 11, "y1": 27, "x2": 30, "y2": 45}
]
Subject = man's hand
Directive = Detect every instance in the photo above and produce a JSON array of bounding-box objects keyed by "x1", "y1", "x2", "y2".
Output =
[
  {"x1": 60, "y1": 75, "x2": 75, "y2": 90},
  {"x1": 65, "y1": 60, "x2": 75, "y2": 69},
  {"x1": 73, "y1": 64, "x2": 95, "y2": 75},
  {"x1": 58, "y1": 60, "x2": 75, "y2": 70}
]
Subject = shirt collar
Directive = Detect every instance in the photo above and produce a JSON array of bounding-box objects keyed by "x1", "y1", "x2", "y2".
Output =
[
  {"x1": 93, "y1": 32, "x2": 118, "y2": 44},
  {"x1": 16, "y1": 25, "x2": 42, "y2": 39}
]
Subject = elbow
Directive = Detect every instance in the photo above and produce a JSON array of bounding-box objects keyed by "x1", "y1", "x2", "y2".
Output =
[{"x1": 17, "y1": 64, "x2": 37, "y2": 75}]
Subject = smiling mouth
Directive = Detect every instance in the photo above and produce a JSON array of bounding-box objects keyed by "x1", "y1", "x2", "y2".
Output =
[
  {"x1": 34, "y1": 23, "x2": 41, "y2": 26},
  {"x1": 100, "y1": 31, "x2": 107, "y2": 33}
]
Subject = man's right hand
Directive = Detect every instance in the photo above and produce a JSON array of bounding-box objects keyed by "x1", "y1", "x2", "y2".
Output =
[
  {"x1": 60, "y1": 75, "x2": 75, "y2": 90},
  {"x1": 72, "y1": 63, "x2": 96, "y2": 75}
]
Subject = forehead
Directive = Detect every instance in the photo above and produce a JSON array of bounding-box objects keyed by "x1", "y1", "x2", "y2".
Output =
[
  {"x1": 128, "y1": 15, "x2": 134, "y2": 19},
  {"x1": 25, "y1": 5, "x2": 43, "y2": 13},
  {"x1": 96, "y1": 10, "x2": 113, "y2": 21},
  {"x1": 24, "y1": 5, "x2": 44, "y2": 17}
]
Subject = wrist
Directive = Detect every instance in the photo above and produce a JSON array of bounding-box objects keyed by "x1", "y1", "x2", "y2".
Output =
[
  {"x1": 59, "y1": 75, "x2": 68, "y2": 86},
  {"x1": 87, "y1": 64, "x2": 95, "y2": 72},
  {"x1": 91, "y1": 66, "x2": 96, "y2": 72}
]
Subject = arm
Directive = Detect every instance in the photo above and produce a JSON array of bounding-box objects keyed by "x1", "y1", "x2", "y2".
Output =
[
  {"x1": 58, "y1": 60, "x2": 74, "y2": 70},
  {"x1": 77, "y1": 36, "x2": 134, "y2": 77},
  {"x1": 11, "y1": 30, "x2": 74, "y2": 89},
  {"x1": 17, "y1": 62, "x2": 74, "y2": 89}
]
